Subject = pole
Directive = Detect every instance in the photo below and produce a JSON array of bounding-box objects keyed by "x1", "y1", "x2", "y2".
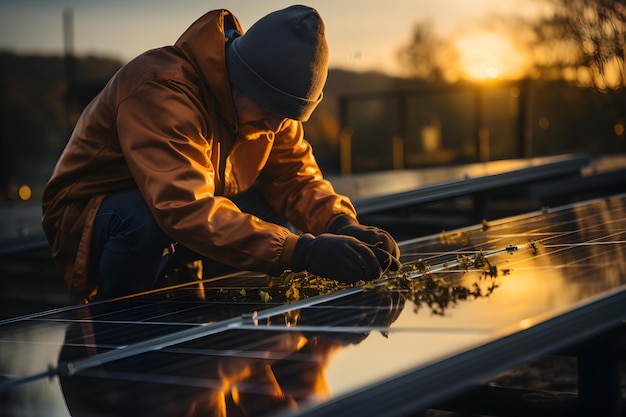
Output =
[{"x1": 63, "y1": 8, "x2": 75, "y2": 138}]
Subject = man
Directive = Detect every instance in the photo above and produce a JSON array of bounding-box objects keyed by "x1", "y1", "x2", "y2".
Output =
[{"x1": 42, "y1": 5, "x2": 400, "y2": 302}]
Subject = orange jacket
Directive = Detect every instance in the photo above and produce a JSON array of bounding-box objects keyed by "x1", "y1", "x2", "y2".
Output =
[{"x1": 42, "y1": 9, "x2": 356, "y2": 298}]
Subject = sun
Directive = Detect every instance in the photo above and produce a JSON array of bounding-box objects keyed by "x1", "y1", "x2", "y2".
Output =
[{"x1": 453, "y1": 31, "x2": 528, "y2": 81}]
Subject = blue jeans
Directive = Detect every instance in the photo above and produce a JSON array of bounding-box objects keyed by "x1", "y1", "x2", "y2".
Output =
[{"x1": 89, "y1": 185, "x2": 291, "y2": 300}]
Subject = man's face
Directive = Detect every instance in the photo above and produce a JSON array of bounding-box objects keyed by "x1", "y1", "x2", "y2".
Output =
[{"x1": 232, "y1": 86, "x2": 288, "y2": 138}]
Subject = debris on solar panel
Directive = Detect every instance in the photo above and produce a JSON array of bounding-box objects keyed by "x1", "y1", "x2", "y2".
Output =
[
  {"x1": 455, "y1": 250, "x2": 499, "y2": 278},
  {"x1": 368, "y1": 258, "x2": 500, "y2": 315},
  {"x1": 268, "y1": 271, "x2": 352, "y2": 303},
  {"x1": 259, "y1": 289, "x2": 271, "y2": 302},
  {"x1": 192, "y1": 239, "x2": 511, "y2": 319},
  {"x1": 255, "y1": 240, "x2": 510, "y2": 318},
  {"x1": 439, "y1": 229, "x2": 473, "y2": 245}
]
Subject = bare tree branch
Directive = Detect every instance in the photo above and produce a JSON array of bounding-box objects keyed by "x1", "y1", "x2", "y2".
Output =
[
  {"x1": 396, "y1": 20, "x2": 451, "y2": 82},
  {"x1": 531, "y1": 0, "x2": 626, "y2": 89}
]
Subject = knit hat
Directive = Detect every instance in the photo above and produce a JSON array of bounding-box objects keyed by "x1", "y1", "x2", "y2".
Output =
[{"x1": 226, "y1": 5, "x2": 328, "y2": 122}]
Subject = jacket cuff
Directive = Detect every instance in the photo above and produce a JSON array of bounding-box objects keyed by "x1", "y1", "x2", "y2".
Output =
[
  {"x1": 327, "y1": 214, "x2": 358, "y2": 233},
  {"x1": 279, "y1": 233, "x2": 301, "y2": 271}
]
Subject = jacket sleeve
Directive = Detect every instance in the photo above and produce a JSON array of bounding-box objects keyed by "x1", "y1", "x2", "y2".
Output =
[
  {"x1": 116, "y1": 78, "x2": 296, "y2": 275},
  {"x1": 258, "y1": 120, "x2": 357, "y2": 235}
]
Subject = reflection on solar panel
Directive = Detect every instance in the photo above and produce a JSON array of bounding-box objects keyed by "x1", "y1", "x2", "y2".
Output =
[
  {"x1": 1, "y1": 194, "x2": 625, "y2": 417},
  {"x1": 328, "y1": 153, "x2": 591, "y2": 213}
]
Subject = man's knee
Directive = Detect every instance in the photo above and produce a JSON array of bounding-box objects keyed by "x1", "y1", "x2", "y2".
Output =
[{"x1": 92, "y1": 190, "x2": 171, "y2": 251}]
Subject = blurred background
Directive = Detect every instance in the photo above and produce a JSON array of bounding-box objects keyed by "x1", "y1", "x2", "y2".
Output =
[
  {"x1": 1, "y1": 0, "x2": 625, "y2": 202},
  {"x1": 1, "y1": 0, "x2": 626, "y2": 316}
]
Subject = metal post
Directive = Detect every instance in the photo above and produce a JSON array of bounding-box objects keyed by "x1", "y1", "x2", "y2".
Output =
[
  {"x1": 63, "y1": 8, "x2": 76, "y2": 138},
  {"x1": 577, "y1": 325, "x2": 624, "y2": 417},
  {"x1": 338, "y1": 96, "x2": 352, "y2": 175},
  {"x1": 340, "y1": 127, "x2": 353, "y2": 176},
  {"x1": 474, "y1": 85, "x2": 489, "y2": 162},
  {"x1": 516, "y1": 78, "x2": 533, "y2": 158},
  {"x1": 394, "y1": 93, "x2": 407, "y2": 170}
]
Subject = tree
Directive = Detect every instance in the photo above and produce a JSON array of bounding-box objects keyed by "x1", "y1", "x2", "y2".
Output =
[
  {"x1": 530, "y1": 0, "x2": 626, "y2": 90},
  {"x1": 396, "y1": 20, "x2": 454, "y2": 82}
]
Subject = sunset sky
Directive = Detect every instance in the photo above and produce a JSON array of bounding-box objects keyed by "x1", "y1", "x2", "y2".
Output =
[{"x1": 0, "y1": 0, "x2": 545, "y2": 77}]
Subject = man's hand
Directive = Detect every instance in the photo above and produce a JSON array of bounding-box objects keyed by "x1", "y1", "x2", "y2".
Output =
[
  {"x1": 291, "y1": 233, "x2": 401, "y2": 284},
  {"x1": 329, "y1": 216, "x2": 400, "y2": 259}
]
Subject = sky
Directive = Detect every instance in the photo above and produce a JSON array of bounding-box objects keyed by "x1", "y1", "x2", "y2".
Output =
[{"x1": 0, "y1": 0, "x2": 543, "y2": 76}]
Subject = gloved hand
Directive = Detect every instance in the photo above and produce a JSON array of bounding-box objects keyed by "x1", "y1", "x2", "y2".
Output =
[
  {"x1": 291, "y1": 233, "x2": 401, "y2": 284},
  {"x1": 329, "y1": 216, "x2": 400, "y2": 259}
]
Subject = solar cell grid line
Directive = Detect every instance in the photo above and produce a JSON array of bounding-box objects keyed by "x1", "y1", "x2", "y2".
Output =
[
  {"x1": 32, "y1": 301, "x2": 205, "y2": 325},
  {"x1": 0, "y1": 280, "x2": 368, "y2": 390},
  {"x1": 54, "y1": 287, "x2": 368, "y2": 377},
  {"x1": 0, "y1": 275, "x2": 284, "y2": 388},
  {"x1": 398, "y1": 195, "x2": 624, "y2": 266},
  {"x1": 402, "y1": 215, "x2": 626, "y2": 294},
  {"x1": 43, "y1": 286, "x2": 218, "y2": 322}
]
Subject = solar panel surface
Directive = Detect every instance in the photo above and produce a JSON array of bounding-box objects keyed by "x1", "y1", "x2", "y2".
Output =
[{"x1": 1, "y1": 194, "x2": 625, "y2": 417}]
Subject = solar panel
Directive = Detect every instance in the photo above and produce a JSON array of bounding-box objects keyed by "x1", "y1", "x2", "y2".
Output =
[
  {"x1": 328, "y1": 153, "x2": 590, "y2": 214},
  {"x1": 1, "y1": 194, "x2": 625, "y2": 417}
]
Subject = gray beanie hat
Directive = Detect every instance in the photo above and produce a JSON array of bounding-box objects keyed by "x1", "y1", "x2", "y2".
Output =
[{"x1": 226, "y1": 5, "x2": 328, "y2": 122}]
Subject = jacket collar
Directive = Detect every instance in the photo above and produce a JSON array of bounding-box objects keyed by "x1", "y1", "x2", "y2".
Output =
[{"x1": 174, "y1": 9, "x2": 243, "y2": 130}]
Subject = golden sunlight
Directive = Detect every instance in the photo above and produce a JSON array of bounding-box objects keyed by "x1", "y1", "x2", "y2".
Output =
[{"x1": 454, "y1": 31, "x2": 528, "y2": 81}]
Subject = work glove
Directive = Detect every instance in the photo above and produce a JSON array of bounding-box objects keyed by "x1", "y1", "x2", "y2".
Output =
[
  {"x1": 329, "y1": 216, "x2": 401, "y2": 259},
  {"x1": 291, "y1": 233, "x2": 401, "y2": 284}
]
